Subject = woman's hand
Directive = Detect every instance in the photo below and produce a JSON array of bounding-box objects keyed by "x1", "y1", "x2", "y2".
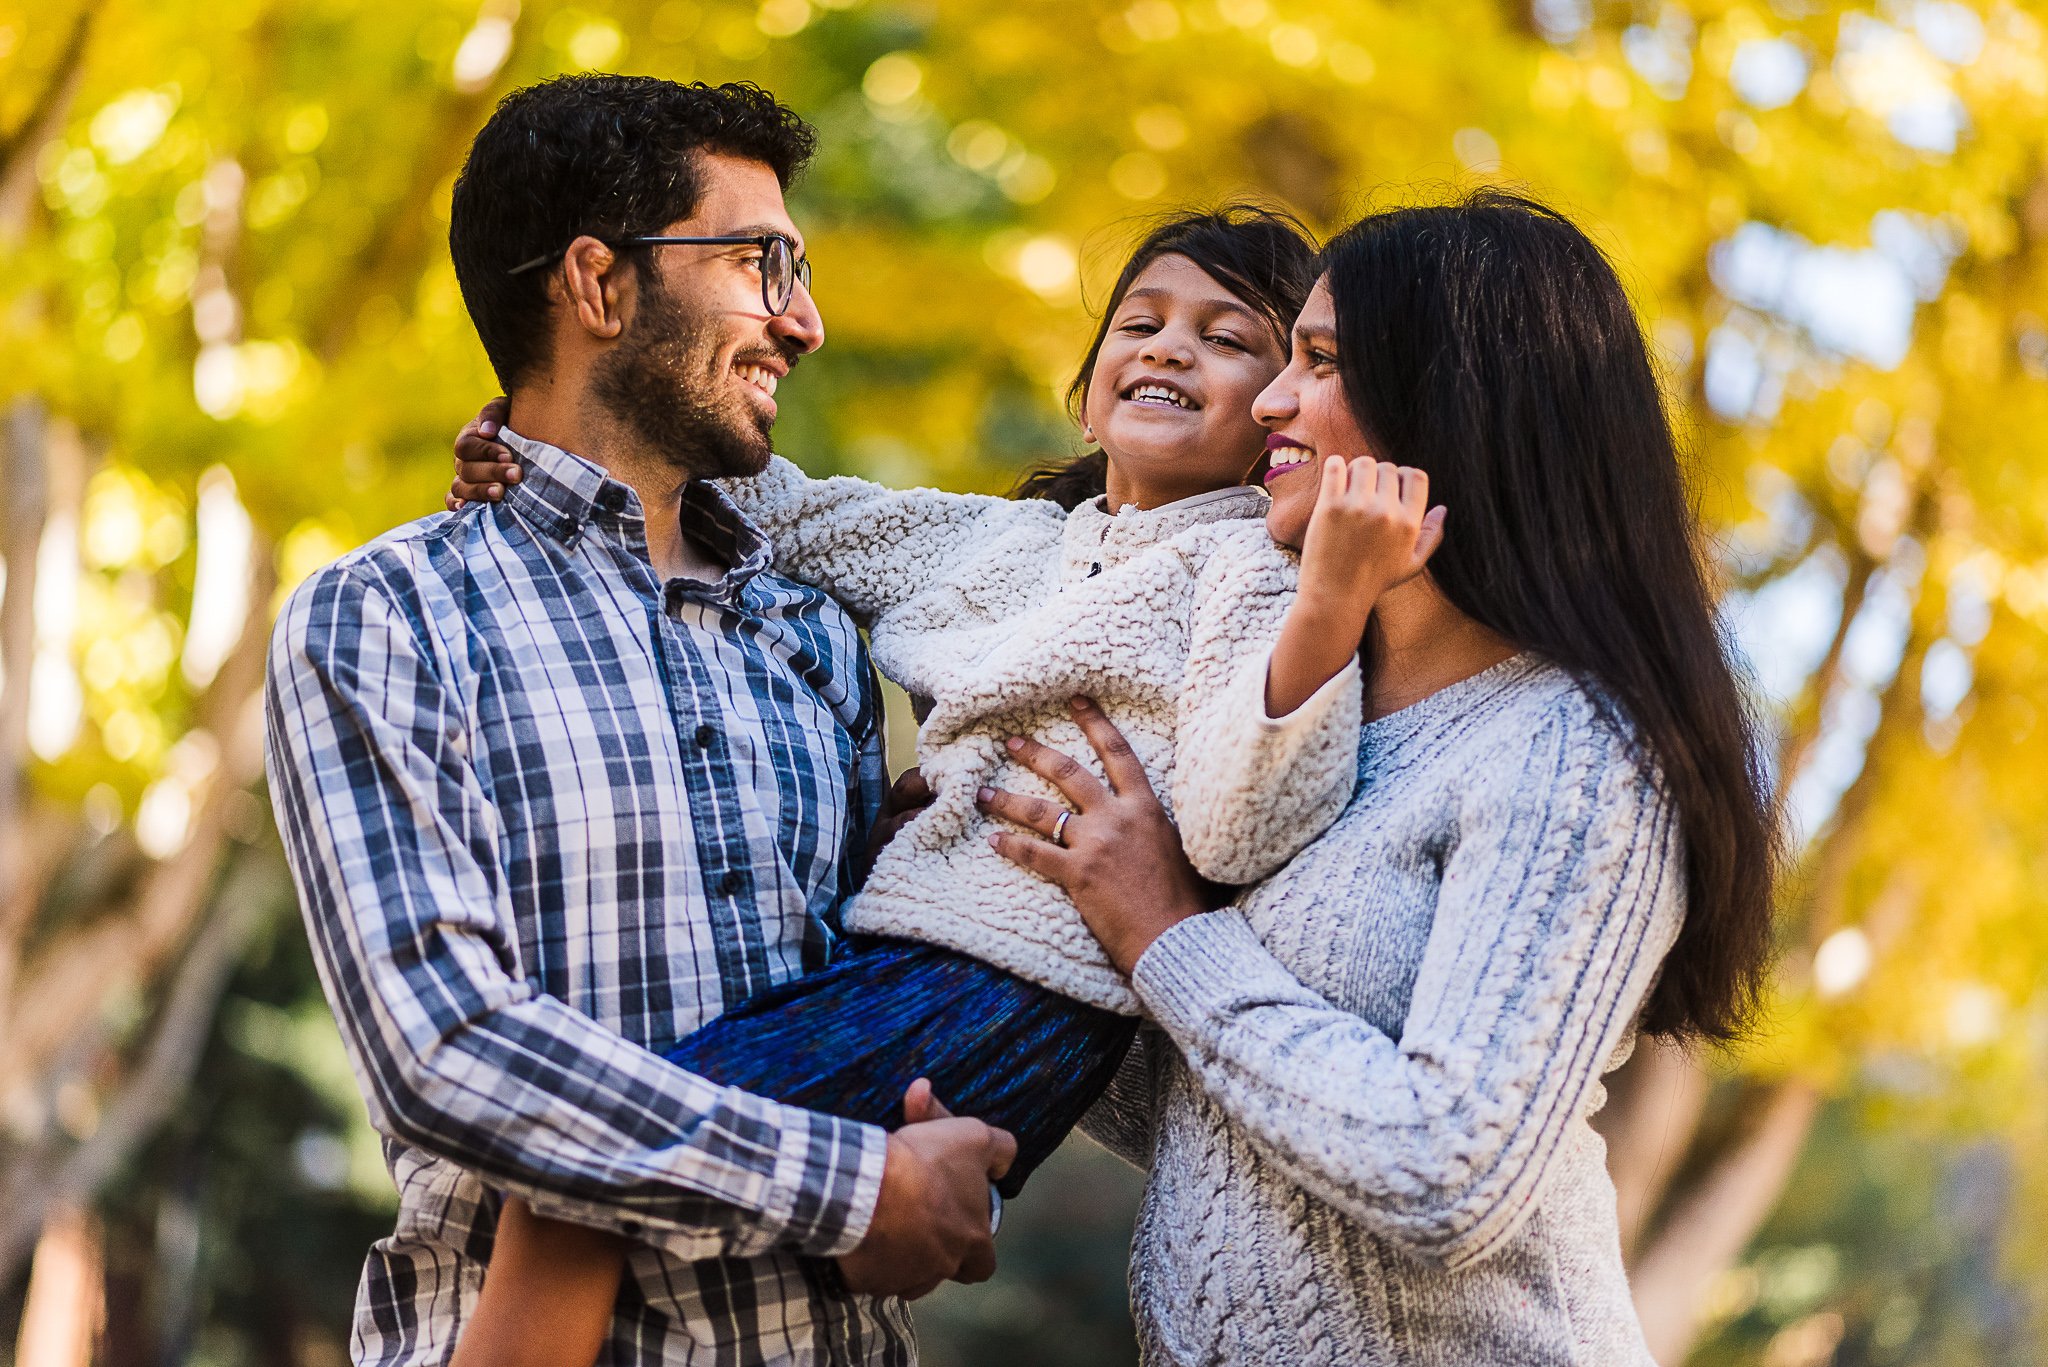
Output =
[
  {"x1": 446, "y1": 395, "x2": 522, "y2": 511},
  {"x1": 976, "y1": 698, "x2": 1219, "y2": 976}
]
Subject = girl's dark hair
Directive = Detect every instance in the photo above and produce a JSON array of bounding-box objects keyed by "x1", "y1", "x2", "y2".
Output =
[
  {"x1": 1323, "y1": 189, "x2": 1777, "y2": 1042},
  {"x1": 1011, "y1": 204, "x2": 1319, "y2": 509}
]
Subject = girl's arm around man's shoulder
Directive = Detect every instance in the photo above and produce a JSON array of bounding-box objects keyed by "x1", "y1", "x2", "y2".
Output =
[{"x1": 718, "y1": 455, "x2": 1066, "y2": 623}]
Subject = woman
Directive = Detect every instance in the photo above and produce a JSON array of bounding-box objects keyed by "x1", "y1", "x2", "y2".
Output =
[{"x1": 977, "y1": 190, "x2": 1778, "y2": 1363}]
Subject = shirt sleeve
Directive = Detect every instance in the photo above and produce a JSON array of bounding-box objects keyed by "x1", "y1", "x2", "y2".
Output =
[
  {"x1": 1130, "y1": 713, "x2": 1684, "y2": 1271},
  {"x1": 720, "y1": 456, "x2": 1064, "y2": 625},
  {"x1": 1168, "y1": 530, "x2": 1363, "y2": 885},
  {"x1": 263, "y1": 561, "x2": 888, "y2": 1263}
]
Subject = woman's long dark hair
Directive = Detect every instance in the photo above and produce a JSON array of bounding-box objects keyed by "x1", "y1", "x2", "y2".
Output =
[
  {"x1": 1323, "y1": 190, "x2": 1777, "y2": 1043},
  {"x1": 1011, "y1": 204, "x2": 1319, "y2": 509}
]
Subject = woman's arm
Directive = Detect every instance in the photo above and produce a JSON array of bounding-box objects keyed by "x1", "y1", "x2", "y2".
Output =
[{"x1": 985, "y1": 704, "x2": 1685, "y2": 1271}]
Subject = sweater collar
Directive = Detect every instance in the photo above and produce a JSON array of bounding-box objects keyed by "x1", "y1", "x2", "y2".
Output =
[{"x1": 1059, "y1": 484, "x2": 1268, "y2": 582}]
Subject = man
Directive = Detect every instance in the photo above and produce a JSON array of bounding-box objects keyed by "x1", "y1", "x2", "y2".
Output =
[{"x1": 265, "y1": 75, "x2": 1011, "y2": 1365}]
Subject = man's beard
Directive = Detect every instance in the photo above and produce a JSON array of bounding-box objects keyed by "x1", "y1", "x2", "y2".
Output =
[{"x1": 591, "y1": 271, "x2": 785, "y2": 481}]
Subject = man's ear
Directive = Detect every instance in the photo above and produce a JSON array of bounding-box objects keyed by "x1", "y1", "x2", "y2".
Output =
[{"x1": 558, "y1": 235, "x2": 628, "y2": 341}]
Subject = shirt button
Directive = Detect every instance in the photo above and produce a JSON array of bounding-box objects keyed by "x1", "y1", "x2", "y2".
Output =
[
  {"x1": 694, "y1": 724, "x2": 718, "y2": 749},
  {"x1": 619, "y1": 1220, "x2": 643, "y2": 1238},
  {"x1": 720, "y1": 870, "x2": 745, "y2": 897}
]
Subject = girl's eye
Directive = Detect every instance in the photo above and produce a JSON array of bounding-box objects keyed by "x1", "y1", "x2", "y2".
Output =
[
  {"x1": 1118, "y1": 321, "x2": 1159, "y2": 334},
  {"x1": 1207, "y1": 335, "x2": 1245, "y2": 351},
  {"x1": 1309, "y1": 349, "x2": 1337, "y2": 368}
]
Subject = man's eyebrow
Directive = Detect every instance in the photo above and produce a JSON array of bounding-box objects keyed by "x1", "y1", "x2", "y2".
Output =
[
  {"x1": 723, "y1": 223, "x2": 807, "y2": 254},
  {"x1": 1119, "y1": 288, "x2": 1265, "y2": 323}
]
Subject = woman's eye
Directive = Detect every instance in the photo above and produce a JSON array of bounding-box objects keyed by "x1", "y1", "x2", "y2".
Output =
[
  {"x1": 1309, "y1": 349, "x2": 1337, "y2": 368},
  {"x1": 1118, "y1": 321, "x2": 1159, "y2": 334},
  {"x1": 1207, "y1": 335, "x2": 1245, "y2": 351}
]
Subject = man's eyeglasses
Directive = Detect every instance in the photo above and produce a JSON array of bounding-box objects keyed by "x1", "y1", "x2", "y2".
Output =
[{"x1": 507, "y1": 234, "x2": 812, "y2": 316}]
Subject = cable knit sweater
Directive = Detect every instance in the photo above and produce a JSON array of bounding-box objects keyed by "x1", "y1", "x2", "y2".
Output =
[
  {"x1": 718, "y1": 458, "x2": 1362, "y2": 1015},
  {"x1": 1083, "y1": 654, "x2": 1682, "y2": 1365}
]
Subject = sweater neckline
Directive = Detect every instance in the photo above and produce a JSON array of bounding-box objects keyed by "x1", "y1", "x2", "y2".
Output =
[
  {"x1": 1059, "y1": 484, "x2": 1267, "y2": 582},
  {"x1": 1362, "y1": 652, "x2": 1550, "y2": 754}
]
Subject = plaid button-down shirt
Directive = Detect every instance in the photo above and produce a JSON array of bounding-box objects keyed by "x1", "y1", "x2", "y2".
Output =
[{"x1": 265, "y1": 431, "x2": 912, "y2": 1365}]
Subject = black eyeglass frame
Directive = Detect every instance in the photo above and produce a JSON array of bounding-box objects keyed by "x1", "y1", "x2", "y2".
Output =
[{"x1": 506, "y1": 234, "x2": 812, "y2": 316}]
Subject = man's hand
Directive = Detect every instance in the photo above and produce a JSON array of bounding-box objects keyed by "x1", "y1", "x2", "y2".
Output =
[
  {"x1": 856, "y1": 767, "x2": 933, "y2": 891},
  {"x1": 837, "y1": 1079, "x2": 1015, "y2": 1300}
]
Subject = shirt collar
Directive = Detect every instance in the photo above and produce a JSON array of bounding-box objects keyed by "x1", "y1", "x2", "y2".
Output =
[{"x1": 499, "y1": 428, "x2": 772, "y2": 591}]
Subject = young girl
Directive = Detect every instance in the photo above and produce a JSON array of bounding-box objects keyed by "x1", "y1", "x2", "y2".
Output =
[{"x1": 445, "y1": 207, "x2": 1442, "y2": 1364}]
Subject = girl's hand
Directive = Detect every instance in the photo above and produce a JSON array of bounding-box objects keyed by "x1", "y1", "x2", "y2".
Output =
[
  {"x1": 446, "y1": 396, "x2": 523, "y2": 511},
  {"x1": 976, "y1": 699, "x2": 1221, "y2": 976},
  {"x1": 1296, "y1": 455, "x2": 1445, "y2": 631},
  {"x1": 1262, "y1": 457, "x2": 1446, "y2": 717}
]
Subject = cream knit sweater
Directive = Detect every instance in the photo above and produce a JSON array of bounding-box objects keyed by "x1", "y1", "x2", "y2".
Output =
[
  {"x1": 720, "y1": 458, "x2": 1362, "y2": 1015},
  {"x1": 1084, "y1": 655, "x2": 1683, "y2": 1365}
]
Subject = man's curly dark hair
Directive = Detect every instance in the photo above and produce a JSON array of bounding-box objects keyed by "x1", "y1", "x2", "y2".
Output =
[{"x1": 450, "y1": 75, "x2": 817, "y2": 390}]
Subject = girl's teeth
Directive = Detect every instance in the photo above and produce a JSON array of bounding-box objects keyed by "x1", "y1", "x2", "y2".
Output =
[{"x1": 1130, "y1": 385, "x2": 1189, "y2": 408}]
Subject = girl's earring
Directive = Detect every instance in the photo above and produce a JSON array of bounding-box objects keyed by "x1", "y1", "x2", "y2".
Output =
[{"x1": 1083, "y1": 425, "x2": 1096, "y2": 445}]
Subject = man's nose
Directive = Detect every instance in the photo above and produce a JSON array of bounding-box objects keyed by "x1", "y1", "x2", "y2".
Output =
[{"x1": 768, "y1": 281, "x2": 825, "y2": 354}]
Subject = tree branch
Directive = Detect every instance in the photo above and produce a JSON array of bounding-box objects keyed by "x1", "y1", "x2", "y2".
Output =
[
  {"x1": 0, "y1": 856, "x2": 275, "y2": 1282},
  {"x1": 0, "y1": 9, "x2": 94, "y2": 243},
  {"x1": 0, "y1": 546, "x2": 274, "y2": 1106}
]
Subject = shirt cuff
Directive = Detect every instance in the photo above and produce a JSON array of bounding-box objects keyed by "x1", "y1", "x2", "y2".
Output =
[
  {"x1": 1131, "y1": 910, "x2": 1304, "y2": 1048},
  {"x1": 1257, "y1": 646, "x2": 1362, "y2": 729},
  {"x1": 758, "y1": 1105, "x2": 892, "y2": 1258}
]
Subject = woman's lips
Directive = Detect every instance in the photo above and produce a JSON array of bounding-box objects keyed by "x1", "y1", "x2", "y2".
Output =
[{"x1": 1262, "y1": 441, "x2": 1315, "y2": 485}]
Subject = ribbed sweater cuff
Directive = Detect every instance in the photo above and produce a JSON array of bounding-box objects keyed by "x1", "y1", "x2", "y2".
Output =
[{"x1": 1132, "y1": 911, "x2": 1298, "y2": 1045}]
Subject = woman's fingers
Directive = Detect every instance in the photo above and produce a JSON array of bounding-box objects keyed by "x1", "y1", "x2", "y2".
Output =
[
  {"x1": 1067, "y1": 697, "x2": 1152, "y2": 796},
  {"x1": 1398, "y1": 466, "x2": 1430, "y2": 518},
  {"x1": 984, "y1": 827, "x2": 1072, "y2": 885},
  {"x1": 1001, "y1": 734, "x2": 1108, "y2": 809},
  {"x1": 975, "y1": 784, "x2": 1068, "y2": 838},
  {"x1": 1415, "y1": 506, "x2": 1448, "y2": 562}
]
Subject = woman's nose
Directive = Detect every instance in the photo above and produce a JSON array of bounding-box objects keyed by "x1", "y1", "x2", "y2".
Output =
[{"x1": 1251, "y1": 370, "x2": 1296, "y2": 425}]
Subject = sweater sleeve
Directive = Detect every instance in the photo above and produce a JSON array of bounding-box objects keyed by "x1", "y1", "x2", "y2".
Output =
[
  {"x1": 1130, "y1": 712, "x2": 1684, "y2": 1271},
  {"x1": 1076, "y1": 1026, "x2": 1165, "y2": 1171},
  {"x1": 1168, "y1": 531, "x2": 1362, "y2": 885},
  {"x1": 719, "y1": 456, "x2": 1064, "y2": 623}
]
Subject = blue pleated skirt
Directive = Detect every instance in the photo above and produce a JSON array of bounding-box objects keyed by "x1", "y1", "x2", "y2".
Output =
[{"x1": 664, "y1": 940, "x2": 1137, "y2": 1197}]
